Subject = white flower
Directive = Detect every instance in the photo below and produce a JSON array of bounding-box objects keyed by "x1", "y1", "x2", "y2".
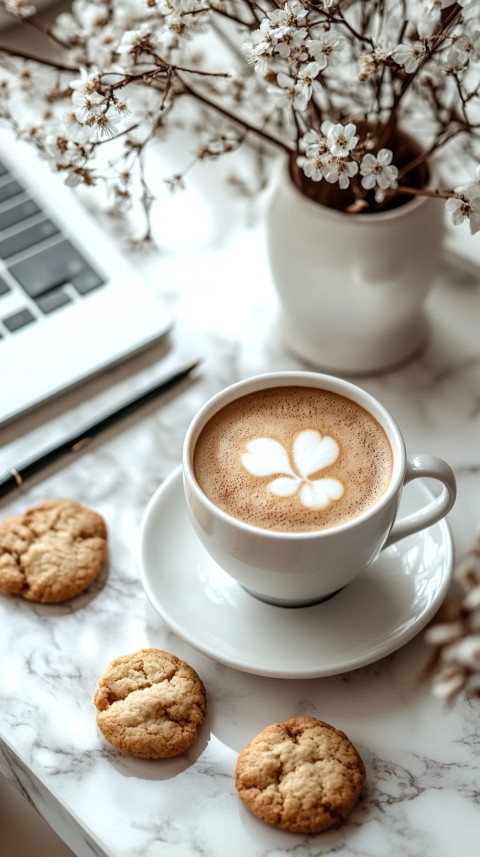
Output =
[
  {"x1": 130, "y1": 87, "x2": 165, "y2": 125},
  {"x1": 93, "y1": 110, "x2": 121, "y2": 138},
  {"x1": 452, "y1": 32, "x2": 480, "y2": 64},
  {"x1": 299, "y1": 128, "x2": 323, "y2": 154},
  {"x1": 463, "y1": 584, "x2": 480, "y2": 612},
  {"x1": 283, "y1": 0, "x2": 309, "y2": 25},
  {"x1": 418, "y1": 3, "x2": 441, "y2": 26},
  {"x1": 272, "y1": 70, "x2": 315, "y2": 110},
  {"x1": 70, "y1": 67, "x2": 101, "y2": 98},
  {"x1": 3, "y1": 0, "x2": 36, "y2": 18},
  {"x1": 269, "y1": 0, "x2": 308, "y2": 33},
  {"x1": 431, "y1": 665, "x2": 466, "y2": 699},
  {"x1": 445, "y1": 194, "x2": 480, "y2": 234},
  {"x1": 241, "y1": 430, "x2": 344, "y2": 510},
  {"x1": 307, "y1": 32, "x2": 345, "y2": 71},
  {"x1": 244, "y1": 20, "x2": 275, "y2": 71},
  {"x1": 300, "y1": 124, "x2": 360, "y2": 188},
  {"x1": 445, "y1": 196, "x2": 469, "y2": 226},
  {"x1": 44, "y1": 114, "x2": 91, "y2": 167},
  {"x1": 360, "y1": 149, "x2": 398, "y2": 190},
  {"x1": 457, "y1": 0, "x2": 480, "y2": 21},
  {"x1": 442, "y1": 635, "x2": 480, "y2": 669},
  {"x1": 72, "y1": 90, "x2": 104, "y2": 123},
  {"x1": 297, "y1": 128, "x2": 330, "y2": 181},
  {"x1": 276, "y1": 27, "x2": 308, "y2": 60},
  {"x1": 51, "y1": 11, "x2": 83, "y2": 45},
  {"x1": 392, "y1": 41, "x2": 427, "y2": 73},
  {"x1": 420, "y1": 0, "x2": 457, "y2": 12},
  {"x1": 323, "y1": 156, "x2": 359, "y2": 189},
  {"x1": 359, "y1": 45, "x2": 391, "y2": 79},
  {"x1": 295, "y1": 62, "x2": 322, "y2": 102},
  {"x1": 414, "y1": 0, "x2": 457, "y2": 36},
  {"x1": 466, "y1": 198, "x2": 480, "y2": 235},
  {"x1": 459, "y1": 164, "x2": 480, "y2": 196},
  {"x1": 325, "y1": 122, "x2": 359, "y2": 157},
  {"x1": 246, "y1": 9, "x2": 308, "y2": 65},
  {"x1": 70, "y1": 68, "x2": 104, "y2": 120},
  {"x1": 297, "y1": 154, "x2": 325, "y2": 181},
  {"x1": 424, "y1": 621, "x2": 464, "y2": 646},
  {"x1": 7, "y1": 59, "x2": 57, "y2": 99},
  {"x1": 117, "y1": 24, "x2": 160, "y2": 69},
  {"x1": 445, "y1": 46, "x2": 468, "y2": 73},
  {"x1": 196, "y1": 130, "x2": 240, "y2": 158}
]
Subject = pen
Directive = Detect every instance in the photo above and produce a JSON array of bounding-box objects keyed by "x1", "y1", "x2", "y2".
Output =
[{"x1": 0, "y1": 358, "x2": 201, "y2": 499}]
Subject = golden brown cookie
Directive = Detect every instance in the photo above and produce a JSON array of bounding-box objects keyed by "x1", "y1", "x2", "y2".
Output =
[
  {"x1": 94, "y1": 648, "x2": 207, "y2": 759},
  {"x1": 235, "y1": 716, "x2": 365, "y2": 833},
  {"x1": 0, "y1": 498, "x2": 107, "y2": 603}
]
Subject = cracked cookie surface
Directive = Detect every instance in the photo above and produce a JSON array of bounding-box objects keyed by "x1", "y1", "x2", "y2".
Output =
[
  {"x1": 235, "y1": 716, "x2": 365, "y2": 833},
  {"x1": 0, "y1": 498, "x2": 107, "y2": 603},
  {"x1": 94, "y1": 648, "x2": 207, "y2": 758}
]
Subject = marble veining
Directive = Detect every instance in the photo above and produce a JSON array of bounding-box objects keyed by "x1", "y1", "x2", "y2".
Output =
[{"x1": 1, "y1": 156, "x2": 480, "y2": 856}]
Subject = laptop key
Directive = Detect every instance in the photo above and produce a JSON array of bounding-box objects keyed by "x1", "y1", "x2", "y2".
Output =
[
  {"x1": 3, "y1": 307, "x2": 36, "y2": 332},
  {"x1": 0, "y1": 198, "x2": 41, "y2": 231},
  {"x1": 8, "y1": 239, "x2": 100, "y2": 298},
  {"x1": 0, "y1": 179, "x2": 24, "y2": 203},
  {"x1": 35, "y1": 288, "x2": 72, "y2": 314},
  {"x1": 0, "y1": 276, "x2": 10, "y2": 296},
  {"x1": 0, "y1": 217, "x2": 60, "y2": 259},
  {"x1": 0, "y1": 217, "x2": 60, "y2": 260},
  {"x1": 71, "y1": 268, "x2": 104, "y2": 294}
]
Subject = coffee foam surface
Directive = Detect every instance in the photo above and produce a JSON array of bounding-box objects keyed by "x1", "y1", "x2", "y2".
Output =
[{"x1": 193, "y1": 387, "x2": 393, "y2": 533}]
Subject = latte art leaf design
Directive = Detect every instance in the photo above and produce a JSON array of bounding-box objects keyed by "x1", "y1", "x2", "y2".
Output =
[
  {"x1": 241, "y1": 429, "x2": 344, "y2": 510},
  {"x1": 241, "y1": 437, "x2": 294, "y2": 478}
]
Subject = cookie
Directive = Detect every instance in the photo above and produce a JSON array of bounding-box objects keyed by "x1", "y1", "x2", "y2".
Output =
[
  {"x1": 94, "y1": 648, "x2": 207, "y2": 759},
  {"x1": 235, "y1": 716, "x2": 365, "y2": 833},
  {"x1": 0, "y1": 498, "x2": 107, "y2": 603}
]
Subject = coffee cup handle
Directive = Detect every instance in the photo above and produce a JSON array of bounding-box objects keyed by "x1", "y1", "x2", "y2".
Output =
[{"x1": 384, "y1": 454, "x2": 456, "y2": 549}]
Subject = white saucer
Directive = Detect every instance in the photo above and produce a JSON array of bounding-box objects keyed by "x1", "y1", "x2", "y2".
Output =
[{"x1": 139, "y1": 467, "x2": 453, "y2": 679}]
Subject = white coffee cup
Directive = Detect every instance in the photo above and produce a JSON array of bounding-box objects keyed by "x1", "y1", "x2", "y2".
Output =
[{"x1": 182, "y1": 372, "x2": 456, "y2": 607}]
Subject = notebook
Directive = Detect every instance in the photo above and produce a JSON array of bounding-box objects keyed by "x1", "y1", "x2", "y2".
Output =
[{"x1": 0, "y1": 130, "x2": 173, "y2": 427}]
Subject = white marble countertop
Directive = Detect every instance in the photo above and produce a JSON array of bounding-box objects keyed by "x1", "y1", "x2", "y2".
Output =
[{"x1": 1, "y1": 149, "x2": 480, "y2": 857}]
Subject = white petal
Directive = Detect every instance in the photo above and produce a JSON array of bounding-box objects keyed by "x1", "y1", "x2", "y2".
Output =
[
  {"x1": 377, "y1": 148, "x2": 393, "y2": 165},
  {"x1": 300, "y1": 478, "x2": 344, "y2": 509},
  {"x1": 361, "y1": 173, "x2": 376, "y2": 190},
  {"x1": 360, "y1": 153, "x2": 376, "y2": 172},
  {"x1": 277, "y1": 72, "x2": 293, "y2": 88},
  {"x1": 242, "y1": 438, "x2": 294, "y2": 477},
  {"x1": 293, "y1": 429, "x2": 339, "y2": 478},
  {"x1": 469, "y1": 211, "x2": 480, "y2": 235},
  {"x1": 269, "y1": 477, "x2": 300, "y2": 497}
]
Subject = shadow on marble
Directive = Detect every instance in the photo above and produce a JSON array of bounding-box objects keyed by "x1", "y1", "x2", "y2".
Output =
[
  {"x1": 96, "y1": 712, "x2": 212, "y2": 782},
  {"x1": 9, "y1": 563, "x2": 110, "y2": 617},
  {"x1": 236, "y1": 776, "x2": 369, "y2": 849}
]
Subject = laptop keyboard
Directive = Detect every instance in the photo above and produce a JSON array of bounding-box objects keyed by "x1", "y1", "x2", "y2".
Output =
[{"x1": 0, "y1": 158, "x2": 105, "y2": 339}]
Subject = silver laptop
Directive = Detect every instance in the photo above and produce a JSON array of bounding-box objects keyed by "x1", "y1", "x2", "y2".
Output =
[{"x1": 0, "y1": 129, "x2": 172, "y2": 427}]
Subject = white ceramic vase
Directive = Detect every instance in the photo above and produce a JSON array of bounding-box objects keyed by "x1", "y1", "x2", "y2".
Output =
[{"x1": 266, "y1": 163, "x2": 445, "y2": 375}]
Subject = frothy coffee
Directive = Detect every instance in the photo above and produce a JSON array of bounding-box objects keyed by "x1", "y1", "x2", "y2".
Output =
[{"x1": 193, "y1": 386, "x2": 393, "y2": 533}]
